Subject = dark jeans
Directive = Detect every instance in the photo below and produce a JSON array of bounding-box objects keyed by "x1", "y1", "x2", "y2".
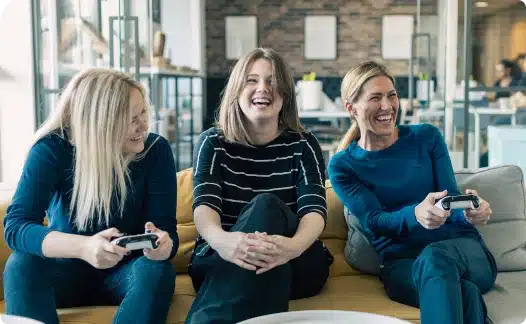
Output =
[
  {"x1": 379, "y1": 237, "x2": 497, "y2": 324},
  {"x1": 3, "y1": 253, "x2": 175, "y2": 324},
  {"x1": 185, "y1": 193, "x2": 332, "y2": 324}
]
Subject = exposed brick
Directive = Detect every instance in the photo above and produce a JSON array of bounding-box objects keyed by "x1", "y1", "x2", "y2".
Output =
[{"x1": 206, "y1": 0, "x2": 437, "y2": 76}]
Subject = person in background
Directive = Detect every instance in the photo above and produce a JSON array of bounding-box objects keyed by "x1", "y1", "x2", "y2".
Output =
[
  {"x1": 3, "y1": 69, "x2": 178, "y2": 324},
  {"x1": 518, "y1": 54, "x2": 526, "y2": 85},
  {"x1": 185, "y1": 47, "x2": 332, "y2": 324},
  {"x1": 488, "y1": 59, "x2": 522, "y2": 101},
  {"x1": 483, "y1": 58, "x2": 525, "y2": 166},
  {"x1": 328, "y1": 61, "x2": 497, "y2": 324},
  {"x1": 516, "y1": 53, "x2": 526, "y2": 74}
]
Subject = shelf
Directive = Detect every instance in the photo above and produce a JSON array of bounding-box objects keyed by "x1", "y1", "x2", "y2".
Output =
[{"x1": 43, "y1": 61, "x2": 204, "y2": 78}]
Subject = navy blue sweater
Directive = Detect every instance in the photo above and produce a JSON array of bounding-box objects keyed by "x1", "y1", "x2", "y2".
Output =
[
  {"x1": 328, "y1": 124, "x2": 480, "y2": 261},
  {"x1": 4, "y1": 132, "x2": 178, "y2": 259}
]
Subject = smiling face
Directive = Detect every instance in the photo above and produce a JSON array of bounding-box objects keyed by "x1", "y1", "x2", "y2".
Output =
[
  {"x1": 238, "y1": 58, "x2": 283, "y2": 126},
  {"x1": 348, "y1": 75, "x2": 399, "y2": 138},
  {"x1": 122, "y1": 88, "x2": 148, "y2": 154}
]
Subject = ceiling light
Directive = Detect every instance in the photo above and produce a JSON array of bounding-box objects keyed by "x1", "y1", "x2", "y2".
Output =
[{"x1": 475, "y1": 1, "x2": 489, "y2": 8}]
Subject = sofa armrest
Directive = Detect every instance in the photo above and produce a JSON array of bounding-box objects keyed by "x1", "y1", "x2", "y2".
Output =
[{"x1": 0, "y1": 201, "x2": 13, "y2": 300}]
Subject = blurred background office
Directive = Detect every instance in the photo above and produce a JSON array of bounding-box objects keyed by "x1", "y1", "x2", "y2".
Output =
[{"x1": 1, "y1": 0, "x2": 526, "y2": 200}]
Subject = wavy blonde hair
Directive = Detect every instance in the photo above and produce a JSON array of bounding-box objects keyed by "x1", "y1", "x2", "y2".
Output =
[
  {"x1": 216, "y1": 47, "x2": 304, "y2": 145},
  {"x1": 34, "y1": 68, "x2": 151, "y2": 231},
  {"x1": 338, "y1": 61, "x2": 396, "y2": 151}
]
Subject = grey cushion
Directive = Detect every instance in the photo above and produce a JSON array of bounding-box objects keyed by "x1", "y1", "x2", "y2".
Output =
[
  {"x1": 343, "y1": 207, "x2": 381, "y2": 275},
  {"x1": 342, "y1": 165, "x2": 526, "y2": 273},
  {"x1": 456, "y1": 165, "x2": 526, "y2": 272},
  {"x1": 484, "y1": 270, "x2": 526, "y2": 324}
]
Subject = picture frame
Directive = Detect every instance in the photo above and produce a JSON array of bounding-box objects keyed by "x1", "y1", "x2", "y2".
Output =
[
  {"x1": 381, "y1": 15, "x2": 414, "y2": 60},
  {"x1": 225, "y1": 16, "x2": 258, "y2": 60},
  {"x1": 304, "y1": 15, "x2": 337, "y2": 60}
]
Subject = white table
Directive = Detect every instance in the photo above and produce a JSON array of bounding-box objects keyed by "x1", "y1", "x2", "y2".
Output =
[
  {"x1": 0, "y1": 314, "x2": 44, "y2": 324},
  {"x1": 237, "y1": 310, "x2": 412, "y2": 324},
  {"x1": 471, "y1": 108, "x2": 516, "y2": 168},
  {"x1": 413, "y1": 107, "x2": 517, "y2": 168},
  {"x1": 487, "y1": 125, "x2": 526, "y2": 175}
]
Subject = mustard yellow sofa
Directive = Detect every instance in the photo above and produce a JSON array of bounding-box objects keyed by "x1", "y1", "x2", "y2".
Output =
[{"x1": 0, "y1": 168, "x2": 421, "y2": 323}]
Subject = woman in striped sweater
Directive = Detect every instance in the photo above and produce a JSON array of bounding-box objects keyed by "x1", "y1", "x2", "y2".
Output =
[{"x1": 185, "y1": 48, "x2": 333, "y2": 324}]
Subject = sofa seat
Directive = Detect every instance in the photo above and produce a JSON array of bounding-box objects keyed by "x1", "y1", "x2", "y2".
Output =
[
  {"x1": 0, "y1": 275, "x2": 420, "y2": 324},
  {"x1": 484, "y1": 271, "x2": 526, "y2": 324},
  {"x1": 0, "y1": 238, "x2": 420, "y2": 324}
]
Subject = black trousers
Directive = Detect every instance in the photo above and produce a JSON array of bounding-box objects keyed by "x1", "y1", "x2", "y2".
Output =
[{"x1": 185, "y1": 193, "x2": 332, "y2": 324}]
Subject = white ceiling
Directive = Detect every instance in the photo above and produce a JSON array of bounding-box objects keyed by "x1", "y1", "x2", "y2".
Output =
[{"x1": 459, "y1": 0, "x2": 524, "y2": 17}]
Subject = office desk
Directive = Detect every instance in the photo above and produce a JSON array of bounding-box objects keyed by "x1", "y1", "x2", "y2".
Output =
[{"x1": 471, "y1": 108, "x2": 516, "y2": 168}]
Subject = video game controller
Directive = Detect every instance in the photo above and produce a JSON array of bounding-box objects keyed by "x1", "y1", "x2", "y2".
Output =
[
  {"x1": 434, "y1": 194, "x2": 480, "y2": 211},
  {"x1": 111, "y1": 233, "x2": 159, "y2": 250}
]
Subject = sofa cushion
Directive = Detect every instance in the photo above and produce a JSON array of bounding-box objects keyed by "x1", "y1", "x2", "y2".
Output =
[
  {"x1": 0, "y1": 275, "x2": 421, "y2": 324},
  {"x1": 174, "y1": 168, "x2": 197, "y2": 273},
  {"x1": 323, "y1": 239, "x2": 360, "y2": 277},
  {"x1": 343, "y1": 208, "x2": 381, "y2": 275},
  {"x1": 289, "y1": 275, "x2": 420, "y2": 323},
  {"x1": 320, "y1": 181, "x2": 347, "y2": 241},
  {"x1": 484, "y1": 270, "x2": 526, "y2": 324},
  {"x1": 455, "y1": 165, "x2": 526, "y2": 271}
]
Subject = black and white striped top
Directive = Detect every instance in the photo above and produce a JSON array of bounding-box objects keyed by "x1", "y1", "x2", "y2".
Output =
[{"x1": 192, "y1": 127, "x2": 327, "y2": 252}]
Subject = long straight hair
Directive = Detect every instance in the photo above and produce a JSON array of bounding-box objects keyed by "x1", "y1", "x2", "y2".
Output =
[
  {"x1": 34, "y1": 68, "x2": 151, "y2": 231},
  {"x1": 338, "y1": 61, "x2": 396, "y2": 151},
  {"x1": 216, "y1": 47, "x2": 304, "y2": 145}
]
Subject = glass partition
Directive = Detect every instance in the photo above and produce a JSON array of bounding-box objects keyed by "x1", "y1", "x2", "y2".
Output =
[{"x1": 32, "y1": 0, "x2": 204, "y2": 170}]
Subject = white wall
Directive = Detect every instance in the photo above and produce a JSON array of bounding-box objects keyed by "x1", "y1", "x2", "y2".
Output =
[
  {"x1": 0, "y1": 0, "x2": 36, "y2": 200},
  {"x1": 161, "y1": 0, "x2": 205, "y2": 72}
]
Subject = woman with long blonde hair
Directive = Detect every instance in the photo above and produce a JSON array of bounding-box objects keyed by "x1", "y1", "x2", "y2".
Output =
[
  {"x1": 328, "y1": 61, "x2": 496, "y2": 324},
  {"x1": 3, "y1": 68, "x2": 178, "y2": 324},
  {"x1": 185, "y1": 48, "x2": 333, "y2": 323}
]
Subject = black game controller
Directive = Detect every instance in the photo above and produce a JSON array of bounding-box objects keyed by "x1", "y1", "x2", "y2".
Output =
[
  {"x1": 435, "y1": 194, "x2": 480, "y2": 211},
  {"x1": 111, "y1": 233, "x2": 159, "y2": 250}
]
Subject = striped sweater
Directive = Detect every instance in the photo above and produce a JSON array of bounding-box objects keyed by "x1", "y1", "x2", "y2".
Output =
[{"x1": 192, "y1": 127, "x2": 327, "y2": 252}]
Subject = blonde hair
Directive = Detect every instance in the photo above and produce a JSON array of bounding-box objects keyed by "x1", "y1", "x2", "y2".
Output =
[
  {"x1": 338, "y1": 61, "x2": 396, "y2": 151},
  {"x1": 216, "y1": 47, "x2": 304, "y2": 145},
  {"x1": 34, "y1": 68, "x2": 151, "y2": 231}
]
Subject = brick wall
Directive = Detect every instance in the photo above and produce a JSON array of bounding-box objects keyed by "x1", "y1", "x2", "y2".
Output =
[{"x1": 206, "y1": 0, "x2": 436, "y2": 77}]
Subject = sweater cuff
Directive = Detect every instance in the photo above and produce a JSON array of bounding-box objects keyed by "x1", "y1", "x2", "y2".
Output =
[
  {"x1": 404, "y1": 204, "x2": 420, "y2": 231},
  {"x1": 24, "y1": 224, "x2": 52, "y2": 257}
]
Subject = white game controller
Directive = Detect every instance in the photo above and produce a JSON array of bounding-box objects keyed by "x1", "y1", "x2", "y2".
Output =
[
  {"x1": 111, "y1": 233, "x2": 159, "y2": 250},
  {"x1": 435, "y1": 194, "x2": 480, "y2": 211}
]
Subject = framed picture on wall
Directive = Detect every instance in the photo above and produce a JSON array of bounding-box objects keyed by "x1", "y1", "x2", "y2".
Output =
[
  {"x1": 381, "y1": 15, "x2": 414, "y2": 60},
  {"x1": 225, "y1": 16, "x2": 258, "y2": 60},
  {"x1": 304, "y1": 15, "x2": 337, "y2": 60}
]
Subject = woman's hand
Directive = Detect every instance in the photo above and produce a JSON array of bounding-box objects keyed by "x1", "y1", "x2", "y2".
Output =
[
  {"x1": 80, "y1": 228, "x2": 129, "y2": 269},
  {"x1": 213, "y1": 231, "x2": 277, "y2": 271},
  {"x1": 143, "y1": 222, "x2": 173, "y2": 261},
  {"x1": 464, "y1": 189, "x2": 492, "y2": 225},
  {"x1": 245, "y1": 232, "x2": 302, "y2": 275},
  {"x1": 415, "y1": 190, "x2": 451, "y2": 229}
]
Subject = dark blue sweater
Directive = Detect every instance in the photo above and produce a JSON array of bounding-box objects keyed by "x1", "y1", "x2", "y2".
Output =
[
  {"x1": 328, "y1": 124, "x2": 480, "y2": 261},
  {"x1": 4, "y1": 132, "x2": 179, "y2": 259}
]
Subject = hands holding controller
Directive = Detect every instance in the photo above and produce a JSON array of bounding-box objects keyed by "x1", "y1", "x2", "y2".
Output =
[
  {"x1": 81, "y1": 222, "x2": 173, "y2": 269},
  {"x1": 141, "y1": 222, "x2": 173, "y2": 261},
  {"x1": 415, "y1": 189, "x2": 492, "y2": 230}
]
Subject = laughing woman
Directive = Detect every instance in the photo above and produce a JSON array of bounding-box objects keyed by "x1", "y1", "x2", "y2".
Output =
[
  {"x1": 185, "y1": 48, "x2": 333, "y2": 324},
  {"x1": 328, "y1": 61, "x2": 497, "y2": 324},
  {"x1": 3, "y1": 69, "x2": 177, "y2": 324}
]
